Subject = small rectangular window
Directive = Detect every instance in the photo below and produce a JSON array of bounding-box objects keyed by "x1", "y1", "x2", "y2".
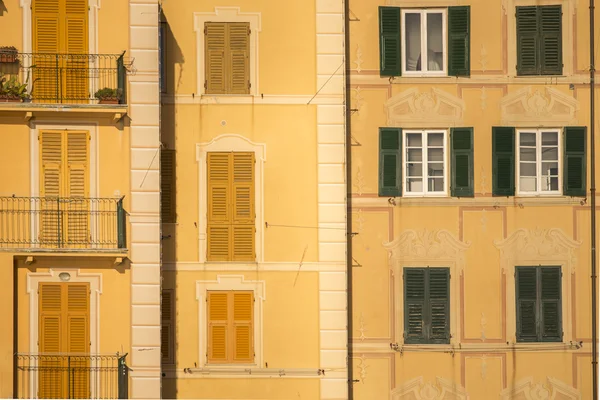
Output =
[
  {"x1": 517, "y1": 129, "x2": 561, "y2": 195},
  {"x1": 402, "y1": 9, "x2": 447, "y2": 76},
  {"x1": 404, "y1": 130, "x2": 447, "y2": 196},
  {"x1": 204, "y1": 22, "x2": 250, "y2": 94}
]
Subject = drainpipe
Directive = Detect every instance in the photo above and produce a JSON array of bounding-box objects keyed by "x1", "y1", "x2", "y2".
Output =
[
  {"x1": 590, "y1": 1, "x2": 598, "y2": 399},
  {"x1": 13, "y1": 257, "x2": 18, "y2": 398}
]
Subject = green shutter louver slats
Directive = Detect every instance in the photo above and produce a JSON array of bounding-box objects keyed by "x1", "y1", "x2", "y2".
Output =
[
  {"x1": 379, "y1": 7, "x2": 401, "y2": 77},
  {"x1": 516, "y1": 267, "x2": 538, "y2": 342},
  {"x1": 516, "y1": 6, "x2": 540, "y2": 75},
  {"x1": 428, "y1": 268, "x2": 450, "y2": 344},
  {"x1": 492, "y1": 127, "x2": 515, "y2": 196},
  {"x1": 539, "y1": 6, "x2": 562, "y2": 75},
  {"x1": 540, "y1": 267, "x2": 562, "y2": 341},
  {"x1": 450, "y1": 128, "x2": 474, "y2": 197},
  {"x1": 448, "y1": 6, "x2": 470, "y2": 77},
  {"x1": 404, "y1": 268, "x2": 426, "y2": 343},
  {"x1": 379, "y1": 128, "x2": 402, "y2": 197},
  {"x1": 563, "y1": 127, "x2": 587, "y2": 196}
]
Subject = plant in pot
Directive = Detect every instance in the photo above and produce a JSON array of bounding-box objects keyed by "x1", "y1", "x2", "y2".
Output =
[
  {"x1": 0, "y1": 46, "x2": 18, "y2": 63},
  {"x1": 95, "y1": 87, "x2": 122, "y2": 104},
  {"x1": 0, "y1": 70, "x2": 36, "y2": 102}
]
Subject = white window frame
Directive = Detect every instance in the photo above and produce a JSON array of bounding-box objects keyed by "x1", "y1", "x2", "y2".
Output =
[
  {"x1": 516, "y1": 128, "x2": 562, "y2": 196},
  {"x1": 401, "y1": 8, "x2": 447, "y2": 77},
  {"x1": 403, "y1": 129, "x2": 448, "y2": 197}
]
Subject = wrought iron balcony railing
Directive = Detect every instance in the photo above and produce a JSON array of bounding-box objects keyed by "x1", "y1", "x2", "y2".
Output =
[
  {"x1": 0, "y1": 52, "x2": 128, "y2": 104},
  {"x1": 0, "y1": 197, "x2": 127, "y2": 251},
  {"x1": 15, "y1": 353, "x2": 129, "y2": 399}
]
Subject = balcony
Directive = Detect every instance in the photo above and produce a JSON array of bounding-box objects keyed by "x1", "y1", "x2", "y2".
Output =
[
  {"x1": 15, "y1": 353, "x2": 129, "y2": 399},
  {"x1": 0, "y1": 197, "x2": 127, "y2": 252}
]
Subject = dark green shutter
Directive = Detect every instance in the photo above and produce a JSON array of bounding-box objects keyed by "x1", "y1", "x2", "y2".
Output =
[
  {"x1": 428, "y1": 268, "x2": 450, "y2": 344},
  {"x1": 563, "y1": 127, "x2": 587, "y2": 196},
  {"x1": 492, "y1": 127, "x2": 515, "y2": 196},
  {"x1": 516, "y1": 6, "x2": 539, "y2": 75},
  {"x1": 379, "y1": 7, "x2": 401, "y2": 77},
  {"x1": 379, "y1": 128, "x2": 402, "y2": 197},
  {"x1": 540, "y1": 267, "x2": 562, "y2": 342},
  {"x1": 448, "y1": 6, "x2": 470, "y2": 77},
  {"x1": 450, "y1": 128, "x2": 474, "y2": 197},
  {"x1": 404, "y1": 268, "x2": 426, "y2": 344},
  {"x1": 539, "y1": 6, "x2": 563, "y2": 75},
  {"x1": 515, "y1": 267, "x2": 538, "y2": 342}
]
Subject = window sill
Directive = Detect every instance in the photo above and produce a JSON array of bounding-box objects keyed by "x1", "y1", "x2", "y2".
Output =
[{"x1": 397, "y1": 74, "x2": 451, "y2": 79}]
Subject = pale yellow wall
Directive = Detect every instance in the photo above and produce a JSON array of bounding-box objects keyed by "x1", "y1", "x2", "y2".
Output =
[{"x1": 164, "y1": 378, "x2": 320, "y2": 399}]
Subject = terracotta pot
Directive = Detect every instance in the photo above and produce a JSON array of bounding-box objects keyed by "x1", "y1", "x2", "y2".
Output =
[
  {"x1": 98, "y1": 98, "x2": 119, "y2": 104},
  {"x1": 0, "y1": 54, "x2": 16, "y2": 63},
  {"x1": 0, "y1": 96, "x2": 21, "y2": 103}
]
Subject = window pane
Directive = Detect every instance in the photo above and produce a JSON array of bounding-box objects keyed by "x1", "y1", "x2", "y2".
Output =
[
  {"x1": 428, "y1": 163, "x2": 444, "y2": 177},
  {"x1": 428, "y1": 148, "x2": 443, "y2": 162},
  {"x1": 520, "y1": 163, "x2": 536, "y2": 177},
  {"x1": 542, "y1": 147, "x2": 558, "y2": 161},
  {"x1": 428, "y1": 133, "x2": 444, "y2": 147},
  {"x1": 407, "y1": 162, "x2": 423, "y2": 177},
  {"x1": 407, "y1": 178, "x2": 423, "y2": 192},
  {"x1": 405, "y1": 13, "x2": 422, "y2": 71},
  {"x1": 426, "y1": 13, "x2": 443, "y2": 71},
  {"x1": 520, "y1": 148, "x2": 536, "y2": 162},
  {"x1": 428, "y1": 177, "x2": 444, "y2": 192},
  {"x1": 520, "y1": 132, "x2": 536, "y2": 146},
  {"x1": 520, "y1": 176, "x2": 537, "y2": 191},
  {"x1": 406, "y1": 133, "x2": 422, "y2": 147},
  {"x1": 542, "y1": 162, "x2": 559, "y2": 191},
  {"x1": 542, "y1": 131, "x2": 558, "y2": 146},
  {"x1": 407, "y1": 148, "x2": 422, "y2": 162}
]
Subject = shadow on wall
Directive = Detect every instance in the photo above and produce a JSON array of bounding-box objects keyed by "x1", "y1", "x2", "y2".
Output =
[{"x1": 0, "y1": 1, "x2": 8, "y2": 16}]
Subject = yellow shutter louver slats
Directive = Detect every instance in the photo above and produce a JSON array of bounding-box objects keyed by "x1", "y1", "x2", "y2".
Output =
[
  {"x1": 233, "y1": 292, "x2": 253, "y2": 362},
  {"x1": 205, "y1": 22, "x2": 226, "y2": 94},
  {"x1": 207, "y1": 153, "x2": 232, "y2": 261},
  {"x1": 66, "y1": 131, "x2": 89, "y2": 247},
  {"x1": 232, "y1": 153, "x2": 255, "y2": 261},
  {"x1": 227, "y1": 23, "x2": 250, "y2": 94},
  {"x1": 39, "y1": 282, "x2": 64, "y2": 399},
  {"x1": 64, "y1": 0, "x2": 88, "y2": 103},
  {"x1": 40, "y1": 131, "x2": 63, "y2": 246},
  {"x1": 161, "y1": 290, "x2": 173, "y2": 364},
  {"x1": 66, "y1": 283, "x2": 90, "y2": 399},
  {"x1": 208, "y1": 292, "x2": 228, "y2": 362}
]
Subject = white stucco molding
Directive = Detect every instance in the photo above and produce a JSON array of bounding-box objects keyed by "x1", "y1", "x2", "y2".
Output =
[
  {"x1": 195, "y1": 275, "x2": 266, "y2": 368},
  {"x1": 196, "y1": 134, "x2": 266, "y2": 264},
  {"x1": 500, "y1": 376, "x2": 580, "y2": 400},
  {"x1": 500, "y1": 86, "x2": 580, "y2": 126},
  {"x1": 385, "y1": 88, "x2": 466, "y2": 128},
  {"x1": 391, "y1": 376, "x2": 469, "y2": 400},
  {"x1": 193, "y1": 7, "x2": 262, "y2": 96}
]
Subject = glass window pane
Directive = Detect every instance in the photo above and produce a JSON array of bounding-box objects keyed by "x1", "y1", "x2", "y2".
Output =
[
  {"x1": 428, "y1": 163, "x2": 444, "y2": 177},
  {"x1": 405, "y1": 13, "x2": 422, "y2": 72},
  {"x1": 428, "y1": 133, "x2": 444, "y2": 147},
  {"x1": 407, "y1": 178, "x2": 423, "y2": 192},
  {"x1": 520, "y1": 176, "x2": 537, "y2": 191},
  {"x1": 542, "y1": 131, "x2": 558, "y2": 146},
  {"x1": 407, "y1": 148, "x2": 422, "y2": 162},
  {"x1": 520, "y1": 163, "x2": 536, "y2": 177},
  {"x1": 426, "y1": 13, "x2": 443, "y2": 71},
  {"x1": 520, "y1": 132, "x2": 536, "y2": 146},
  {"x1": 428, "y1": 178, "x2": 444, "y2": 192},
  {"x1": 542, "y1": 147, "x2": 558, "y2": 161},
  {"x1": 520, "y1": 148, "x2": 536, "y2": 162},
  {"x1": 407, "y1": 163, "x2": 423, "y2": 177},
  {"x1": 406, "y1": 133, "x2": 422, "y2": 147},
  {"x1": 428, "y1": 148, "x2": 443, "y2": 162},
  {"x1": 541, "y1": 162, "x2": 559, "y2": 177}
]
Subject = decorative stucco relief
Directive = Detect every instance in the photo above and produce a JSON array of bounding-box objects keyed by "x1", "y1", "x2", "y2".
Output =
[
  {"x1": 353, "y1": 86, "x2": 364, "y2": 113},
  {"x1": 500, "y1": 86, "x2": 579, "y2": 126},
  {"x1": 500, "y1": 377, "x2": 580, "y2": 400},
  {"x1": 354, "y1": 44, "x2": 363, "y2": 73},
  {"x1": 392, "y1": 377, "x2": 468, "y2": 400},
  {"x1": 385, "y1": 88, "x2": 466, "y2": 128}
]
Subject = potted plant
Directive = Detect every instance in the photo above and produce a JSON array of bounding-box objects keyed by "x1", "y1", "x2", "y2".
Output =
[
  {"x1": 0, "y1": 46, "x2": 18, "y2": 63},
  {"x1": 0, "y1": 71, "x2": 35, "y2": 102},
  {"x1": 94, "y1": 87, "x2": 122, "y2": 104}
]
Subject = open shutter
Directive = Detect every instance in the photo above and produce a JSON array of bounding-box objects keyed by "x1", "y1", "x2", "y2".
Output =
[
  {"x1": 563, "y1": 127, "x2": 587, "y2": 196},
  {"x1": 516, "y1": 6, "x2": 540, "y2": 75},
  {"x1": 379, "y1": 128, "x2": 402, "y2": 196},
  {"x1": 539, "y1": 6, "x2": 562, "y2": 75},
  {"x1": 33, "y1": 0, "x2": 60, "y2": 102},
  {"x1": 205, "y1": 22, "x2": 226, "y2": 94},
  {"x1": 448, "y1": 6, "x2": 470, "y2": 77},
  {"x1": 232, "y1": 292, "x2": 253, "y2": 362},
  {"x1": 516, "y1": 267, "x2": 538, "y2": 342},
  {"x1": 540, "y1": 267, "x2": 562, "y2": 341},
  {"x1": 161, "y1": 149, "x2": 176, "y2": 223},
  {"x1": 232, "y1": 153, "x2": 255, "y2": 261},
  {"x1": 379, "y1": 7, "x2": 401, "y2": 76},
  {"x1": 228, "y1": 23, "x2": 250, "y2": 94},
  {"x1": 207, "y1": 292, "x2": 228, "y2": 363},
  {"x1": 39, "y1": 283, "x2": 64, "y2": 399},
  {"x1": 64, "y1": 0, "x2": 89, "y2": 102},
  {"x1": 207, "y1": 153, "x2": 232, "y2": 261},
  {"x1": 404, "y1": 268, "x2": 426, "y2": 344},
  {"x1": 66, "y1": 283, "x2": 90, "y2": 399},
  {"x1": 428, "y1": 268, "x2": 450, "y2": 344},
  {"x1": 450, "y1": 128, "x2": 474, "y2": 197},
  {"x1": 40, "y1": 131, "x2": 63, "y2": 246},
  {"x1": 66, "y1": 131, "x2": 89, "y2": 246},
  {"x1": 161, "y1": 290, "x2": 174, "y2": 364},
  {"x1": 492, "y1": 127, "x2": 515, "y2": 196}
]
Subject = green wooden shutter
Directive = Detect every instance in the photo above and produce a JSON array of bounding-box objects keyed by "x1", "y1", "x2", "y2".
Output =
[
  {"x1": 563, "y1": 127, "x2": 587, "y2": 196},
  {"x1": 539, "y1": 6, "x2": 562, "y2": 75},
  {"x1": 450, "y1": 128, "x2": 474, "y2": 197},
  {"x1": 428, "y1": 268, "x2": 450, "y2": 344},
  {"x1": 379, "y1": 7, "x2": 401, "y2": 77},
  {"x1": 447, "y1": 6, "x2": 470, "y2": 77},
  {"x1": 379, "y1": 128, "x2": 402, "y2": 197},
  {"x1": 540, "y1": 267, "x2": 562, "y2": 342},
  {"x1": 515, "y1": 267, "x2": 538, "y2": 342},
  {"x1": 404, "y1": 268, "x2": 426, "y2": 344},
  {"x1": 492, "y1": 127, "x2": 515, "y2": 196},
  {"x1": 516, "y1": 6, "x2": 540, "y2": 75}
]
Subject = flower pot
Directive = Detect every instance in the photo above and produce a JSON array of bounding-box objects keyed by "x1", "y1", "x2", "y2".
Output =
[
  {"x1": 0, "y1": 54, "x2": 17, "y2": 63},
  {"x1": 0, "y1": 96, "x2": 21, "y2": 103},
  {"x1": 98, "y1": 98, "x2": 119, "y2": 105}
]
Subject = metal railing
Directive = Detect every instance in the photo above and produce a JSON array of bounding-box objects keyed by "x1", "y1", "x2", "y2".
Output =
[
  {"x1": 15, "y1": 353, "x2": 129, "y2": 399},
  {"x1": 0, "y1": 196, "x2": 127, "y2": 250},
  {"x1": 0, "y1": 52, "x2": 127, "y2": 104}
]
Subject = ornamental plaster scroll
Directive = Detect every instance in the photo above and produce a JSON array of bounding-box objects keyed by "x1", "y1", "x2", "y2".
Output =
[
  {"x1": 500, "y1": 377, "x2": 580, "y2": 400},
  {"x1": 500, "y1": 86, "x2": 579, "y2": 126},
  {"x1": 391, "y1": 376, "x2": 468, "y2": 400},
  {"x1": 385, "y1": 88, "x2": 466, "y2": 128},
  {"x1": 493, "y1": 228, "x2": 581, "y2": 274}
]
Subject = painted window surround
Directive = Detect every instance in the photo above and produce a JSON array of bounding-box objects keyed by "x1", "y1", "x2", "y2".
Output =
[
  {"x1": 403, "y1": 129, "x2": 449, "y2": 197},
  {"x1": 400, "y1": 8, "x2": 448, "y2": 77},
  {"x1": 516, "y1": 128, "x2": 562, "y2": 196},
  {"x1": 196, "y1": 275, "x2": 266, "y2": 368},
  {"x1": 194, "y1": 7, "x2": 261, "y2": 97},
  {"x1": 196, "y1": 134, "x2": 266, "y2": 264}
]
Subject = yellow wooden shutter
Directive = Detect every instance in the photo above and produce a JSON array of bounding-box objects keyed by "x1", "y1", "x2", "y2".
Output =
[
  {"x1": 232, "y1": 292, "x2": 253, "y2": 362},
  {"x1": 40, "y1": 131, "x2": 63, "y2": 246},
  {"x1": 66, "y1": 131, "x2": 89, "y2": 246},
  {"x1": 207, "y1": 292, "x2": 228, "y2": 363},
  {"x1": 161, "y1": 149, "x2": 176, "y2": 223},
  {"x1": 227, "y1": 23, "x2": 250, "y2": 94},
  {"x1": 205, "y1": 22, "x2": 226, "y2": 94},
  {"x1": 161, "y1": 290, "x2": 173, "y2": 364},
  {"x1": 232, "y1": 153, "x2": 255, "y2": 261},
  {"x1": 33, "y1": 0, "x2": 61, "y2": 102},
  {"x1": 64, "y1": 0, "x2": 89, "y2": 103},
  {"x1": 207, "y1": 153, "x2": 232, "y2": 261},
  {"x1": 39, "y1": 283, "x2": 64, "y2": 399},
  {"x1": 66, "y1": 283, "x2": 90, "y2": 399}
]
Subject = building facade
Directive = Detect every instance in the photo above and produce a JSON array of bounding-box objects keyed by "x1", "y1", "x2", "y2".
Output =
[
  {"x1": 349, "y1": 0, "x2": 598, "y2": 399},
  {"x1": 0, "y1": 0, "x2": 161, "y2": 398}
]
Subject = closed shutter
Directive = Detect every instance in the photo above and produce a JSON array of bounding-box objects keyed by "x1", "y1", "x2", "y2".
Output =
[
  {"x1": 447, "y1": 6, "x2": 470, "y2": 77},
  {"x1": 207, "y1": 292, "x2": 228, "y2": 363},
  {"x1": 207, "y1": 153, "x2": 232, "y2": 261},
  {"x1": 563, "y1": 127, "x2": 587, "y2": 196},
  {"x1": 450, "y1": 128, "x2": 474, "y2": 197},
  {"x1": 492, "y1": 127, "x2": 515, "y2": 196},
  {"x1": 161, "y1": 149, "x2": 176, "y2": 223},
  {"x1": 232, "y1": 292, "x2": 253, "y2": 362},
  {"x1": 66, "y1": 131, "x2": 89, "y2": 246},
  {"x1": 33, "y1": 0, "x2": 60, "y2": 102},
  {"x1": 39, "y1": 283, "x2": 63, "y2": 399},
  {"x1": 205, "y1": 22, "x2": 227, "y2": 94},
  {"x1": 379, "y1": 128, "x2": 402, "y2": 196},
  {"x1": 227, "y1": 23, "x2": 250, "y2": 94},
  {"x1": 379, "y1": 7, "x2": 401, "y2": 76},
  {"x1": 539, "y1": 6, "x2": 562, "y2": 75},
  {"x1": 515, "y1": 267, "x2": 538, "y2": 342},
  {"x1": 428, "y1": 268, "x2": 450, "y2": 343},
  {"x1": 66, "y1": 283, "x2": 90, "y2": 399},
  {"x1": 40, "y1": 131, "x2": 63, "y2": 245},
  {"x1": 64, "y1": 0, "x2": 89, "y2": 103},
  {"x1": 404, "y1": 268, "x2": 426, "y2": 343},
  {"x1": 232, "y1": 153, "x2": 255, "y2": 261},
  {"x1": 540, "y1": 267, "x2": 562, "y2": 341},
  {"x1": 161, "y1": 290, "x2": 174, "y2": 364},
  {"x1": 516, "y1": 6, "x2": 539, "y2": 75}
]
